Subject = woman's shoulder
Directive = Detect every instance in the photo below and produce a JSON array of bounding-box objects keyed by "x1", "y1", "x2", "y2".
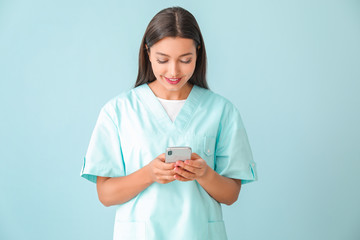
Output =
[
  {"x1": 203, "y1": 89, "x2": 245, "y2": 127},
  {"x1": 201, "y1": 87, "x2": 238, "y2": 110},
  {"x1": 99, "y1": 87, "x2": 137, "y2": 115}
]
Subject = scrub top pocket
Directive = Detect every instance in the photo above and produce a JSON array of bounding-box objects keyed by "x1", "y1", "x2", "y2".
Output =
[
  {"x1": 203, "y1": 136, "x2": 216, "y2": 169},
  {"x1": 203, "y1": 136, "x2": 215, "y2": 156}
]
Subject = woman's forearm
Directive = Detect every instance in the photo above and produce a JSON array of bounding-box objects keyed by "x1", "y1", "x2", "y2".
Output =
[
  {"x1": 97, "y1": 165, "x2": 154, "y2": 207},
  {"x1": 196, "y1": 166, "x2": 241, "y2": 205},
  {"x1": 97, "y1": 163, "x2": 240, "y2": 207}
]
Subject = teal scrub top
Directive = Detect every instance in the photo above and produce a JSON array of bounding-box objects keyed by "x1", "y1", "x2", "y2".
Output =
[{"x1": 81, "y1": 83, "x2": 258, "y2": 240}]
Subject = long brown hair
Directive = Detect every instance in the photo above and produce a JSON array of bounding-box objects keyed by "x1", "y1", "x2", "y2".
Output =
[{"x1": 134, "y1": 6, "x2": 209, "y2": 89}]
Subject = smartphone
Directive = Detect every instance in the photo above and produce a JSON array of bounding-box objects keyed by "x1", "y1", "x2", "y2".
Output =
[{"x1": 165, "y1": 146, "x2": 192, "y2": 163}]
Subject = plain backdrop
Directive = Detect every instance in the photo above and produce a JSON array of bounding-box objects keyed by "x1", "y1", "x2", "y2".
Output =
[{"x1": 1, "y1": 0, "x2": 359, "y2": 239}]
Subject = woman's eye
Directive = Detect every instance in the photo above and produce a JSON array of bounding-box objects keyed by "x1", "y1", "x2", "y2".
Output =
[
  {"x1": 156, "y1": 59, "x2": 168, "y2": 64},
  {"x1": 156, "y1": 59, "x2": 192, "y2": 64},
  {"x1": 181, "y1": 59, "x2": 192, "y2": 64}
]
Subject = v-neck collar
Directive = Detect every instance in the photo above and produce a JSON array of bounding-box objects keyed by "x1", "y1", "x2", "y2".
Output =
[{"x1": 134, "y1": 83, "x2": 206, "y2": 133}]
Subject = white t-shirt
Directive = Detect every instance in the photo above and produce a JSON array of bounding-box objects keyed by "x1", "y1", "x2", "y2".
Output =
[{"x1": 157, "y1": 97, "x2": 186, "y2": 122}]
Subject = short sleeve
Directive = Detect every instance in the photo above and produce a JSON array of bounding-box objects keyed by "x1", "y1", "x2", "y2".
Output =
[
  {"x1": 215, "y1": 103, "x2": 258, "y2": 184},
  {"x1": 80, "y1": 103, "x2": 125, "y2": 183}
]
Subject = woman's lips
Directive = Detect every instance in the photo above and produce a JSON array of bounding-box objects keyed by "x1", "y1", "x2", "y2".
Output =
[{"x1": 164, "y1": 77, "x2": 182, "y2": 85}]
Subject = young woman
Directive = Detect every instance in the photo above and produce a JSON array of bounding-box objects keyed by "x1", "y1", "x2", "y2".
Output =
[{"x1": 81, "y1": 6, "x2": 257, "y2": 240}]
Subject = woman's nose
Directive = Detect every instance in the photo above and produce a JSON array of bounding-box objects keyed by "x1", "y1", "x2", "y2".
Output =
[{"x1": 169, "y1": 62, "x2": 180, "y2": 77}]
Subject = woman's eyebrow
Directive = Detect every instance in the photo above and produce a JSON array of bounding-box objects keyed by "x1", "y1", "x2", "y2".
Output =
[{"x1": 155, "y1": 52, "x2": 193, "y2": 57}]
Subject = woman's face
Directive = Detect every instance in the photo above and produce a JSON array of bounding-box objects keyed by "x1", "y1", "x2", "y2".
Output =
[{"x1": 146, "y1": 36, "x2": 198, "y2": 99}]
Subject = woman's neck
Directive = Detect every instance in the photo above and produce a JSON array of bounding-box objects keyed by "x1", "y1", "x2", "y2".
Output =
[{"x1": 148, "y1": 81, "x2": 193, "y2": 100}]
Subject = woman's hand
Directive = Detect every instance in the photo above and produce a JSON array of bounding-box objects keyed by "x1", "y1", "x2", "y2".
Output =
[
  {"x1": 173, "y1": 153, "x2": 209, "y2": 182},
  {"x1": 146, "y1": 153, "x2": 176, "y2": 184}
]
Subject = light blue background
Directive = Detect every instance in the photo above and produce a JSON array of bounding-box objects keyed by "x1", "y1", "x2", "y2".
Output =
[{"x1": 1, "y1": 0, "x2": 359, "y2": 239}]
